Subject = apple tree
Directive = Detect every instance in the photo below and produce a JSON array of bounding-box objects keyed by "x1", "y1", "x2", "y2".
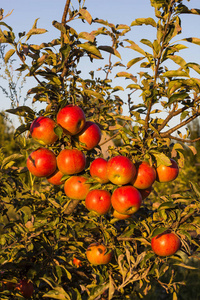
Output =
[{"x1": 0, "y1": 0, "x2": 200, "y2": 299}]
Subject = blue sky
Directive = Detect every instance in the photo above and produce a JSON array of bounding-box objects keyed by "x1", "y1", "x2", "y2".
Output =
[{"x1": 0, "y1": 0, "x2": 200, "y2": 128}]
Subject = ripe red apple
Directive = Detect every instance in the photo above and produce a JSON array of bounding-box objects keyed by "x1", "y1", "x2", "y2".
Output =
[
  {"x1": 57, "y1": 104, "x2": 86, "y2": 135},
  {"x1": 46, "y1": 169, "x2": 65, "y2": 185},
  {"x1": 156, "y1": 159, "x2": 179, "y2": 183},
  {"x1": 30, "y1": 116, "x2": 58, "y2": 145},
  {"x1": 86, "y1": 243, "x2": 112, "y2": 265},
  {"x1": 112, "y1": 210, "x2": 132, "y2": 220},
  {"x1": 73, "y1": 257, "x2": 82, "y2": 268},
  {"x1": 90, "y1": 158, "x2": 109, "y2": 184},
  {"x1": 64, "y1": 176, "x2": 91, "y2": 200},
  {"x1": 76, "y1": 121, "x2": 101, "y2": 150},
  {"x1": 57, "y1": 149, "x2": 86, "y2": 175},
  {"x1": 151, "y1": 232, "x2": 181, "y2": 256},
  {"x1": 107, "y1": 156, "x2": 136, "y2": 185},
  {"x1": 27, "y1": 148, "x2": 57, "y2": 177},
  {"x1": 85, "y1": 189, "x2": 111, "y2": 215},
  {"x1": 17, "y1": 279, "x2": 34, "y2": 299},
  {"x1": 111, "y1": 185, "x2": 142, "y2": 215},
  {"x1": 131, "y1": 161, "x2": 156, "y2": 189}
]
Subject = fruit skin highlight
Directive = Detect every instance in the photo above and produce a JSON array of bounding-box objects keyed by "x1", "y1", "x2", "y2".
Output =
[
  {"x1": 156, "y1": 159, "x2": 179, "y2": 183},
  {"x1": 111, "y1": 185, "x2": 142, "y2": 215},
  {"x1": 107, "y1": 156, "x2": 136, "y2": 185},
  {"x1": 76, "y1": 121, "x2": 102, "y2": 150},
  {"x1": 132, "y1": 161, "x2": 156, "y2": 189},
  {"x1": 27, "y1": 148, "x2": 57, "y2": 177},
  {"x1": 89, "y1": 158, "x2": 109, "y2": 184},
  {"x1": 57, "y1": 149, "x2": 86, "y2": 175},
  {"x1": 86, "y1": 243, "x2": 112, "y2": 265},
  {"x1": 85, "y1": 189, "x2": 111, "y2": 215},
  {"x1": 57, "y1": 104, "x2": 86, "y2": 135},
  {"x1": 30, "y1": 116, "x2": 58, "y2": 145},
  {"x1": 64, "y1": 176, "x2": 91, "y2": 200},
  {"x1": 151, "y1": 232, "x2": 181, "y2": 256}
]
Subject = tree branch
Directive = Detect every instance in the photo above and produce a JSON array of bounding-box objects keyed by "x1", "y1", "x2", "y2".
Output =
[
  {"x1": 160, "y1": 112, "x2": 200, "y2": 138},
  {"x1": 167, "y1": 135, "x2": 200, "y2": 143},
  {"x1": 61, "y1": 0, "x2": 71, "y2": 38},
  {"x1": 144, "y1": 0, "x2": 175, "y2": 132}
]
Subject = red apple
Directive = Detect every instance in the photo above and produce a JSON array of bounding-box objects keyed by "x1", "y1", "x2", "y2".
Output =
[
  {"x1": 57, "y1": 104, "x2": 86, "y2": 135},
  {"x1": 73, "y1": 257, "x2": 82, "y2": 268},
  {"x1": 131, "y1": 161, "x2": 156, "y2": 189},
  {"x1": 27, "y1": 148, "x2": 57, "y2": 177},
  {"x1": 30, "y1": 116, "x2": 58, "y2": 145},
  {"x1": 111, "y1": 185, "x2": 142, "y2": 215},
  {"x1": 76, "y1": 121, "x2": 101, "y2": 150},
  {"x1": 46, "y1": 169, "x2": 65, "y2": 185},
  {"x1": 138, "y1": 186, "x2": 152, "y2": 200},
  {"x1": 151, "y1": 232, "x2": 181, "y2": 256},
  {"x1": 64, "y1": 176, "x2": 91, "y2": 200},
  {"x1": 89, "y1": 158, "x2": 109, "y2": 184},
  {"x1": 57, "y1": 149, "x2": 86, "y2": 175},
  {"x1": 107, "y1": 156, "x2": 136, "y2": 185},
  {"x1": 112, "y1": 210, "x2": 132, "y2": 220},
  {"x1": 85, "y1": 189, "x2": 111, "y2": 215},
  {"x1": 86, "y1": 243, "x2": 112, "y2": 265},
  {"x1": 17, "y1": 279, "x2": 34, "y2": 299},
  {"x1": 156, "y1": 159, "x2": 179, "y2": 183}
]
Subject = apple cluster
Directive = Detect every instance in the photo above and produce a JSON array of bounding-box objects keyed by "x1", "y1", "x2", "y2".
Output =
[
  {"x1": 26, "y1": 104, "x2": 180, "y2": 261},
  {"x1": 27, "y1": 104, "x2": 101, "y2": 188}
]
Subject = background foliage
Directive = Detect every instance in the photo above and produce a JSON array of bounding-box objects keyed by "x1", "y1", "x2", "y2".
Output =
[{"x1": 0, "y1": 0, "x2": 200, "y2": 299}]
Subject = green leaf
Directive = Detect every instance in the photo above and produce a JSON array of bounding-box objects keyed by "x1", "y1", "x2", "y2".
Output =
[
  {"x1": 151, "y1": 227, "x2": 168, "y2": 238},
  {"x1": 1, "y1": 154, "x2": 23, "y2": 169},
  {"x1": 77, "y1": 43, "x2": 102, "y2": 58},
  {"x1": 173, "y1": 263, "x2": 197, "y2": 270},
  {"x1": 158, "y1": 202, "x2": 177, "y2": 210},
  {"x1": 182, "y1": 37, "x2": 200, "y2": 46},
  {"x1": 43, "y1": 287, "x2": 71, "y2": 299},
  {"x1": 190, "y1": 182, "x2": 200, "y2": 198},
  {"x1": 180, "y1": 111, "x2": 189, "y2": 122},
  {"x1": 112, "y1": 86, "x2": 124, "y2": 92},
  {"x1": 167, "y1": 55, "x2": 187, "y2": 68},
  {"x1": 78, "y1": 32, "x2": 95, "y2": 42},
  {"x1": 162, "y1": 70, "x2": 189, "y2": 78},
  {"x1": 89, "y1": 283, "x2": 109, "y2": 300},
  {"x1": 0, "y1": 21, "x2": 13, "y2": 31},
  {"x1": 167, "y1": 92, "x2": 189, "y2": 106},
  {"x1": 6, "y1": 106, "x2": 35, "y2": 117},
  {"x1": 4, "y1": 48, "x2": 15, "y2": 63},
  {"x1": 126, "y1": 84, "x2": 141, "y2": 89},
  {"x1": 25, "y1": 28, "x2": 47, "y2": 41},
  {"x1": 14, "y1": 123, "x2": 31, "y2": 139},
  {"x1": 131, "y1": 17, "x2": 157, "y2": 27},
  {"x1": 127, "y1": 57, "x2": 144, "y2": 69},
  {"x1": 115, "y1": 72, "x2": 137, "y2": 82},
  {"x1": 54, "y1": 126, "x2": 63, "y2": 139},
  {"x1": 79, "y1": 8, "x2": 92, "y2": 25},
  {"x1": 186, "y1": 62, "x2": 200, "y2": 75},
  {"x1": 140, "y1": 39, "x2": 154, "y2": 49},
  {"x1": 98, "y1": 46, "x2": 121, "y2": 59},
  {"x1": 52, "y1": 21, "x2": 67, "y2": 34},
  {"x1": 152, "y1": 152, "x2": 172, "y2": 167},
  {"x1": 125, "y1": 40, "x2": 146, "y2": 56}
]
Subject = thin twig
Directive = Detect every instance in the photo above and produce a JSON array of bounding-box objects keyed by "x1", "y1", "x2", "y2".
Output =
[
  {"x1": 160, "y1": 112, "x2": 200, "y2": 138},
  {"x1": 167, "y1": 135, "x2": 200, "y2": 143}
]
